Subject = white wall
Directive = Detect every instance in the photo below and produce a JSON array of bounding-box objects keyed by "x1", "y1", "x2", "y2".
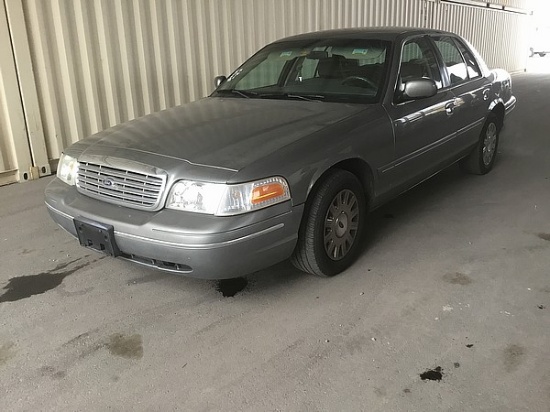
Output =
[{"x1": 0, "y1": 0, "x2": 535, "y2": 184}]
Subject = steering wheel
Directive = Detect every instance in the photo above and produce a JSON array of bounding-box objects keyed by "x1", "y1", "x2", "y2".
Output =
[{"x1": 341, "y1": 76, "x2": 378, "y2": 90}]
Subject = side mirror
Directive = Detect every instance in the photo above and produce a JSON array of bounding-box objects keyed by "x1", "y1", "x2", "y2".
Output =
[
  {"x1": 403, "y1": 79, "x2": 437, "y2": 100},
  {"x1": 214, "y1": 75, "x2": 227, "y2": 88}
]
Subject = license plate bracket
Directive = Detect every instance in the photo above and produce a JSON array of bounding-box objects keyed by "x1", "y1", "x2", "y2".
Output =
[{"x1": 74, "y1": 217, "x2": 121, "y2": 257}]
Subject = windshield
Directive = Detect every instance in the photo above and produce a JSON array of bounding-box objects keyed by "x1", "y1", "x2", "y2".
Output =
[{"x1": 212, "y1": 39, "x2": 391, "y2": 104}]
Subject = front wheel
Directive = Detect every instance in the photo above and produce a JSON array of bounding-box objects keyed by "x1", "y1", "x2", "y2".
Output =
[
  {"x1": 460, "y1": 114, "x2": 500, "y2": 175},
  {"x1": 291, "y1": 170, "x2": 366, "y2": 277}
]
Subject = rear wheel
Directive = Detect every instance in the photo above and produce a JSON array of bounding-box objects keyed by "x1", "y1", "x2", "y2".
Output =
[
  {"x1": 460, "y1": 114, "x2": 500, "y2": 175},
  {"x1": 291, "y1": 170, "x2": 366, "y2": 277}
]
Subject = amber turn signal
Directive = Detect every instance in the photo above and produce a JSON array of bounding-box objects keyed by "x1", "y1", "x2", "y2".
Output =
[{"x1": 251, "y1": 183, "x2": 286, "y2": 204}]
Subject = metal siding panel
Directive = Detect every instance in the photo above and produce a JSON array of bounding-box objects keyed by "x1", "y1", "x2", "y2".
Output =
[
  {"x1": 491, "y1": 0, "x2": 533, "y2": 8},
  {"x1": 131, "y1": 1, "x2": 151, "y2": 116},
  {"x1": 114, "y1": 0, "x2": 137, "y2": 121},
  {"x1": 0, "y1": 0, "x2": 33, "y2": 183},
  {"x1": 4, "y1": 0, "x2": 49, "y2": 176},
  {"x1": 73, "y1": 0, "x2": 102, "y2": 136},
  {"x1": 433, "y1": 1, "x2": 529, "y2": 72},
  {"x1": 24, "y1": 0, "x2": 64, "y2": 160},
  {"x1": 150, "y1": 0, "x2": 168, "y2": 111},
  {"x1": 196, "y1": 0, "x2": 214, "y2": 96},
  {"x1": 96, "y1": 0, "x2": 122, "y2": 126}
]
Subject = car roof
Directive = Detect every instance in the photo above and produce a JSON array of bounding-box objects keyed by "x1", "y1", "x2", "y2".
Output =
[{"x1": 274, "y1": 27, "x2": 452, "y2": 43}]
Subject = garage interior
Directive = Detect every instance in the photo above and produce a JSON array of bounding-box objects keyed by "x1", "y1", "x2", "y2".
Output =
[{"x1": 1, "y1": 0, "x2": 549, "y2": 410}]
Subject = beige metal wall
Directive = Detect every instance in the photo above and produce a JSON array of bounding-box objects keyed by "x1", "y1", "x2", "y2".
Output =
[
  {"x1": 1, "y1": 0, "x2": 32, "y2": 185},
  {"x1": 430, "y1": 1, "x2": 531, "y2": 70},
  {"x1": 1, "y1": 0, "x2": 50, "y2": 185},
  {"x1": 0, "y1": 0, "x2": 534, "y2": 185}
]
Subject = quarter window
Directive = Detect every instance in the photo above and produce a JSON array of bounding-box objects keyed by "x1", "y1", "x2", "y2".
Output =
[
  {"x1": 433, "y1": 36, "x2": 468, "y2": 86},
  {"x1": 455, "y1": 40, "x2": 482, "y2": 79}
]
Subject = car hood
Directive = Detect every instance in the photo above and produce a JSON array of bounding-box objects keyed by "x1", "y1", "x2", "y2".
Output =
[{"x1": 76, "y1": 97, "x2": 367, "y2": 173}]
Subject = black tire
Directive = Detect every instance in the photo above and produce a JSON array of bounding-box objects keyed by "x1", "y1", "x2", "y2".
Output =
[
  {"x1": 460, "y1": 114, "x2": 500, "y2": 175},
  {"x1": 291, "y1": 169, "x2": 367, "y2": 277}
]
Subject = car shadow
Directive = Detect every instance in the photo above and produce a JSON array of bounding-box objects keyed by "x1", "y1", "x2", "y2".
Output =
[{"x1": 361, "y1": 164, "x2": 469, "y2": 251}]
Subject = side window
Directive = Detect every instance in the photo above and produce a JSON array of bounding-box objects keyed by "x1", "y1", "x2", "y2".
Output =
[
  {"x1": 433, "y1": 36, "x2": 468, "y2": 86},
  {"x1": 455, "y1": 39, "x2": 482, "y2": 79},
  {"x1": 398, "y1": 37, "x2": 442, "y2": 89}
]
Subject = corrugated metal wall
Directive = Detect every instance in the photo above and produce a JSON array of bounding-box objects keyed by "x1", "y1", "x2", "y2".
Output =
[
  {"x1": 430, "y1": 1, "x2": 531, "y2": 71},
  {"x1": 0, "y1": 0, "x2": 534, "y2": 185},
  {"x1": 0, "y1": 0, "x2": 30, "y2": 185}
]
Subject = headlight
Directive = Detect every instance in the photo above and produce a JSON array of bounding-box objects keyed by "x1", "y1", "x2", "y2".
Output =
[
  {"x1": 166, "y1": 181, "x2": 226, "y2": 214},
  {"x1": 166, "y1": 176, "x2": 291, "y2": 216},
  {"x1": 57, "y1": 153, "x2": 79, "y2": 186}
]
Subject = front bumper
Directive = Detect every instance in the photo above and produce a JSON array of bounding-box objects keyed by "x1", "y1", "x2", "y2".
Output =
[{"x1": 45, "y1": 178, "x2": 303, "y2": 279}]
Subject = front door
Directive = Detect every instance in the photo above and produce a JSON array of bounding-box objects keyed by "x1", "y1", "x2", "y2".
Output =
[{"x1": 382, "y1": 36, "x2": 458, "y2": 192}]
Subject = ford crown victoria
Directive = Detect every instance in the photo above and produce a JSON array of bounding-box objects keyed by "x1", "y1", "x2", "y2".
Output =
[{"x1": 45, "y1": 28, "x2": 516, "y2": 279}]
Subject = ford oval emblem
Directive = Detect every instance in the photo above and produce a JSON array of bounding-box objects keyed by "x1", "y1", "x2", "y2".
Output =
[{"x1": 102, "y1": 178, "x2": 115, "y2": 188}]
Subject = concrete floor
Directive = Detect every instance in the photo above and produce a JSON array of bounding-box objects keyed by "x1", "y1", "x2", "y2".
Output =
[{"x1": 1, "y1": 69, "x2": 550, "y2": 411}]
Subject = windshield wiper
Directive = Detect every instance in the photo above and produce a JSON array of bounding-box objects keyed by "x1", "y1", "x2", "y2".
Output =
[
  {"x1": 215, "y1": 89, "x2": 259, "y2": 99},
  {"x1": 286, "y1": 93, "x2": 325, "y2": 101},
  {"x1": 259, "y1": 92, "x2": 325, "y2": 102},
  {"x1": 216, "y1": 90, "x2": 325, "y2": 101}
]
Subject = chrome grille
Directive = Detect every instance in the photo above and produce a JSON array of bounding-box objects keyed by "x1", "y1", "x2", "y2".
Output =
[{"x1": 77, "y1": 162, "x2": 166, "y2": 210}]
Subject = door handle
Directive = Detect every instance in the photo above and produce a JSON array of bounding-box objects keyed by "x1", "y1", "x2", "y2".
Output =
[
  {"x1": 483, "y1": 89, "x2": 490, "y2": 101},
  {"x1": 445, "y1": 103, "x2": 455, "y2": 115}
]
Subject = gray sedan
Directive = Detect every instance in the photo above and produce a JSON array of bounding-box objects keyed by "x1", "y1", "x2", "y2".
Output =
[{"x1": 45, "y1": 28, "x2": 516, "y2": 279}]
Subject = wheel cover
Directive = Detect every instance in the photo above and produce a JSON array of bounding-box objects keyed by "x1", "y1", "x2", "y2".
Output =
[
  {"x1": 482, "y1": 122, "x2": 498, "y2": 166},
  {"x1": 324, "y1": 189, "x2": 359, "y2": 261}
]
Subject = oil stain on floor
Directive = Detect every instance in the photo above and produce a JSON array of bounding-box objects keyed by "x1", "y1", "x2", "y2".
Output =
[
  {"x1": 127, "y1": 273, "x2": 164, "y2": 286},
  {"x1": 0, "y1": 258, "x2": 89, "y2": 303},
  {"x1": 39, "y1": 366, "x2": 66, "y2": 380},
  {"x1": 443, "y1": 272, "x2": 473, "y2": 285},
  {"x1": 420, "y1": 366, "x2": 443, "y2": 381},
  {"x1": 503, "y1": 344, "x2": 525, "y2": 372},
  {"x1": 216, "y1": 277, "x2": 248, "y2": 297},
  {"x1": 106, "y1": 333, "x2": 143, "y2": 359},
  {"x1": 0, "y1": 342, "x2": 16, "y2": 366}
]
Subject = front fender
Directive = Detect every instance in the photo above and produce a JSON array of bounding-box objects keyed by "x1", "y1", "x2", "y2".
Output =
[{"x1": 305, "y1": 156, "x2": 374, "y2": 201}]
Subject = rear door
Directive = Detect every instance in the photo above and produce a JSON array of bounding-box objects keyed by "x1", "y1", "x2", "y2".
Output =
[{"x1": 430, "y1": 35, "x2": 491, "y2": 152}]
